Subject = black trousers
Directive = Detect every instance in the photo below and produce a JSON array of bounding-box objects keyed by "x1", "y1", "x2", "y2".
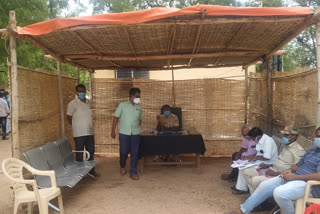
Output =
[
  {"x1": 74, "y1": 135, "x2": 95, "y2": 173},
  {"x1": 0, "y1": 116, "x2": 7, "y2": 139},
  {"x1": 229, "y1": 152, "x2": 239, "y2": 179}
]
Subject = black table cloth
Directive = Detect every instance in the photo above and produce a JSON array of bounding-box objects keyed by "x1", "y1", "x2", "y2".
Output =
[{"x1": 139, "y1": 134, "x2": 206, "y2": 156}]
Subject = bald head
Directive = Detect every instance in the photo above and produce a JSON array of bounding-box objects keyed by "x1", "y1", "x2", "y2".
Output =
[{"x1": 242, "y1": 124, "x2": 251, "y2": 136}]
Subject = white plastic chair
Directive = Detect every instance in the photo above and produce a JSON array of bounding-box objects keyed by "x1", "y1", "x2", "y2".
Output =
[
  {"x1": 2, "y1": 158, "x2": 64, "y2": 214},
  {"x1": 295, "y1": 180, "x2": 320, "y2": 214}
]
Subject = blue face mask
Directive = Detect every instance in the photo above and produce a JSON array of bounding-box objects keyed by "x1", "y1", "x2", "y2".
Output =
[
  {"x1": 78, "y1": 93, "x2": 86, "y2": 99},
  {"x1": 5, "y1": 95, "x2": 9, "y2": 99},
  {"x1": 164, "y1": 111, "x2": 171, "y2": 116},
  {"x1": 281, "y1": 137, "x2": 290, "y2": 145},
  {"x1": 314, "y1": 138, "x2": 320, "y2": 148}
]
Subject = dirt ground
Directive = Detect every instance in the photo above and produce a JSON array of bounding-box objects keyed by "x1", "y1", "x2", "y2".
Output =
[{"x1": 0, "y1": 139, "x2": 270, "y2": 214}]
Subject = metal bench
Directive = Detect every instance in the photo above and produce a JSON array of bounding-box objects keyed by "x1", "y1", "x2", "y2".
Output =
[
  {"x1": 41, "y1": 142, "x2": 93, "y2": 178},
  {"x1": 54, "y1": 137, "x2": 98, "y2": 169},
  {"x1": 24, "y1": 147, "x2": 82, "y2": 189}
]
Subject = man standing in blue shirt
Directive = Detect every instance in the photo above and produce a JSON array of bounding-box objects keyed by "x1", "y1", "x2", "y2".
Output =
[
  {"x1": 111, "y1": 88, "x2": 142, "y2": 180},
  {"x1": 225, "y1": 127, "x2": 320, "y2": 214}
]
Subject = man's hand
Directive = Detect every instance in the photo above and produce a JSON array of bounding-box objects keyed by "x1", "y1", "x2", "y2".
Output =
[
  {"x1": 258, "y1": 163, "x2": 269, "y2": 169},
  {"x1": 281, "y1": 171, "x2": 295, "y2": 181},
  {"x1": 265, "y1": 169, "x2": 280, "y2": 177},
  {"x1": 239, "y1": 148, "x2": 247, "y2": 153},
  {"x1": 156, "y1": 115, "x2": 160, "y2": 121},
  {"x1": 235, "y1": 153, "x2": 241, "y2": 160},
  {"x1": 248, "y1": 156, "x2": 257, "y2": 162},
  {"x1": 111, "y1": 131, "x2": 116, "y2": 139}
]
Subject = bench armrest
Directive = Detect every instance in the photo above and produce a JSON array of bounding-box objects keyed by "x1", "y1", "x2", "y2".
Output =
[{"x1": 72, "y1": 150, "x2": 90, "y2": 161}]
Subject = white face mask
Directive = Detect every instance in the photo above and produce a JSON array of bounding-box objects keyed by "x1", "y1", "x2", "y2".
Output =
[{"x1": 133, "y1": 98, "x2": 140, "y2": 104}]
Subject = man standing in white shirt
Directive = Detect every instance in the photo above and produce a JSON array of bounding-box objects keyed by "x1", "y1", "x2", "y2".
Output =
[
  {"x1": 67, "y1": 84, "x2": 97, "y2": 177},
  {"x1": 0, "y1": 92, "x2": 9, "y2": 140}
]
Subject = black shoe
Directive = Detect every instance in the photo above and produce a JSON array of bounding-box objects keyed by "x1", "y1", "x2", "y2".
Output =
[
  {"x1": 231, "y1": 187, "x2": 249, "y2": 195},
  {"x1": 89, "y1": 171, "x2": 99, "y2": 177}
]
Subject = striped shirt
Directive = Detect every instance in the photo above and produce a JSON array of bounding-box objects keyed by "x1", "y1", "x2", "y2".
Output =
[{"x1": 296, "y1": 146, "x2": 320, "y2": 197}]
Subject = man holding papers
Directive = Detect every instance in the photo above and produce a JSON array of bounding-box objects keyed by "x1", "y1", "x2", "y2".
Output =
[
  {"x1": 232, "y1": 127, "x2": 278, "y2": 194},
  {"x1": 243, "y1": 125, "x2": 305, "y2": 193}
]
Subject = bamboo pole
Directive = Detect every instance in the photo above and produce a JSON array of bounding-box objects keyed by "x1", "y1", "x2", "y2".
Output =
[
  {"x1": 57, "y1": 61, "x2": 65, "y2": 137},
  {"x1": 9, "y1": 11, "x2": 19, "y2": 158},
  {"x1": 79, "y1": 63, "x2": 244, "y2": 71},
  {"x1": 266, "y1": 60, "x2": 273, "y2": 135},
  {"x1": 244, "y1": 67, "x2": 248, "y2": 124},
  {"x1": 89, "y1": 71, "x2": 93, "y2": 101},
  {"x1": 172, "y1": 66, "x2": 176, "y2": 107},
  {"x1": 77, "y1": 68, "x2": 80, "y2": 84},
  {"x1": 65, "y1": 50, "x2": 265, "y2": 61},
  {"x1": 316, "y1": 22, "x2": 320, "y2": 127}
]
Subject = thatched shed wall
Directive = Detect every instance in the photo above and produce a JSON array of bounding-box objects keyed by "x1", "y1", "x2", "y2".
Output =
[
  {"x1": 17, "y1": 66, "x2": 76, "y2": 158},
  {"x1": 92, "y1": 78, "x2": 245, "y2": 156},
  {"x1": 248, "y1": 68, "x2": 317, "y2": 150}
]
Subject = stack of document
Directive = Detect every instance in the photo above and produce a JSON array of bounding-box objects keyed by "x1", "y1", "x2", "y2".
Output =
[{"x1": 231, "y1": 160, "x2": 259, "y2": 170}]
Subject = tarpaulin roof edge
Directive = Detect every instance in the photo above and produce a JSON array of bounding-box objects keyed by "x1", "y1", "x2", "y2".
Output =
[{"x1": 17, "y1": 5, "x2": 312, "y2": 36}]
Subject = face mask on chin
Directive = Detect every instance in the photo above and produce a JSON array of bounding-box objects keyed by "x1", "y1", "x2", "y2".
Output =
[
  {"x1": 255, "y1": 137, "x2": 260, "y2": 143},
  {"x1": 133, "y1": 98, "x2": 140, "y2": 104}
]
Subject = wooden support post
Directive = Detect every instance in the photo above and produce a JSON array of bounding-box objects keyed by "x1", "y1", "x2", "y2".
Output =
[
  {"x1": 77, "y1": 68, "x2": 80, "y2": 84},
  {"x1": 172, "y1": 67, "x2": 176, "y2": 107},
  {"x1": 244, "y1": 67, "x2": 249, "y2": 124},
  {"x1": 9, "y1": 11, "x2": 19, "y2": 158},
  {"x1": 89, "y1": 71, "x2": 93, "y2": 101},
  {"x1": 266, "y1": 60, "x2": 273, "y2": 136},
  {"x1": 316, "y1": 22, "x2": 320, "y2": 127},
  {"x1": 57, "y1": 61, "x2": 65, "y2": 137}
]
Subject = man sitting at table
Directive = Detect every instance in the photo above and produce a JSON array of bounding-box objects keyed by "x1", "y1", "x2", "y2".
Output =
[
  {"x1": 156, "y1": 105, "x2": 179, "y2": 132},
  {"x1": 154, "y1": 105, "x2": 179, "y2": 162}
]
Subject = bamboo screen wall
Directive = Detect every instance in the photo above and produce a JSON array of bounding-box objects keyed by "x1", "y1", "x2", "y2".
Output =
[
  {"x1": 17, "y1": 67, "x2": 76, "y2": 158},
  {"x1": 92, "y1": 78, "x2": 245, "y2": 157},
  {"x1": 248, "y1": 68, "x2": 317, "y2": 149}
]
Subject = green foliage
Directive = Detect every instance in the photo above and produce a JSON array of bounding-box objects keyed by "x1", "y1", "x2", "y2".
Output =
[
  {"x1": 176, "y1": 0, "x2": 241, "y2": 8},
  {"x1": 282, "y1": 0, "x2": 319, "y2": 72},
  {"x1": 90, "y1": 0, "x2": 241, "y2": 14},
  {"x1": 245, "y1": 0, "x2": 283, "y2": 7},
  {"x1": 0, "y1": 0, "x2": 89, "y2": 88}
]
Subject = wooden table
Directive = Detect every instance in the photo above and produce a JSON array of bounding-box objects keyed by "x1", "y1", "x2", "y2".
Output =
[{"x1": 139, "y1": 134, "x2": 206, "y2": 173}]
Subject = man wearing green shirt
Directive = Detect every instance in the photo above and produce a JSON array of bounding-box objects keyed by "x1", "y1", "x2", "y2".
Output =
[{"x1": 111, "y1": 88, "x2": 142, "y2": 180}]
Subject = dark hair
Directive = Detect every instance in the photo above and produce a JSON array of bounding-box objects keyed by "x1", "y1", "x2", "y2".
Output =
[
  {"x1": 316, "y1": 127, "x2": 320, "y2": 133},
  {"x1": 75, "y1": 84, "x2": 86, "y2": 91},
  {"x1": 129, "y1": 88, "x2": 141, "y2": 96},
  {"x1": 161, "y1": 104, "x2": 170, "y2": 112},
  {"x1": 248, "y1": 127, "x2": 263, "y2": 137}
]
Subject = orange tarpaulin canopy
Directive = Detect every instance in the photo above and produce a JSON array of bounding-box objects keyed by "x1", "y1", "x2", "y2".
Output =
[{"x1": 18, "y1": 5, "x2": 312, "y2": 36}]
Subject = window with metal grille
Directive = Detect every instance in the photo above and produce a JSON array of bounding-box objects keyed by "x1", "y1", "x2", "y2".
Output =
[{"x1": 115, "y1": 70, "x2": 149, "y2": 79}]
